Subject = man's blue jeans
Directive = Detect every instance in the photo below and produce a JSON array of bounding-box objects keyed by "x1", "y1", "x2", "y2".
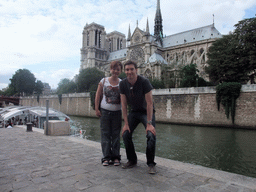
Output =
[
  {"x1": 100, "y1": 109, "x2": 122, "y2": 162},
  {"x1": 122, "y1": 111, "x2": 156, "y2": 166}
]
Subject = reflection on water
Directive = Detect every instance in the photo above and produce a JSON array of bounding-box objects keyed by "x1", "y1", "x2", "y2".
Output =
[{"x1": 70, "y1": 116, "x2": 256, "y2": 178}]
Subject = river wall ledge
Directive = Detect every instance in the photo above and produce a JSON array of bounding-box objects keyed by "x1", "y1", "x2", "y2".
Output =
[{"x1": 20, "y1": 84, "x2": 256, "y2": 129}]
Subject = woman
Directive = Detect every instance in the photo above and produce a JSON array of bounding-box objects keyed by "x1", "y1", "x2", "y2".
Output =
[{"x1": 95, "y1": 61, "x2": 122, "y2": 166}]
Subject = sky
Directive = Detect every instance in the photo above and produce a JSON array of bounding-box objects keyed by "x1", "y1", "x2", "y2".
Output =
[{"x1": 0, "y1": 0, "x2": 255, "y2": 90}]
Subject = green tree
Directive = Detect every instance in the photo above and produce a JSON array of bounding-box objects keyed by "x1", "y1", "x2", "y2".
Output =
[
  {"x1": 150, "y1": 78, "x2": 165, "y2": 89},
  {"x1": 119, "y1": 72, "x2": 126, "y2": 79},
  {"x1": 179, "y1": 64, "x2": 209, "y2": 87},
  {"x1": 1, "y1": 86, "x2": 15, "y2": 96},
  {"x1": 9, "y1": 69, "x2": 36, "y2": 96},
  {"x1": 206, "y1": 17, "x2": 256, "y2": 84},
  {"x1": 57, "y1": 78, "x2": 77, "y2": 94},
  {"x1": 35, "y1": 80, "x2": 44, "y2": 95},
  {"x1": 234, "y1": 17, "x2": 256, "y2": 83},
  {"x1": 77, "y1": 68, "x2": 105, "y2": 92},
  {"x1": 76, "y1": 68, "x2": 104, "y2": 109}
]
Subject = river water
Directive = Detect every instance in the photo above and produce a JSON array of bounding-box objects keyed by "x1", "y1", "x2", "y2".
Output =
[{"x1": 70, "y1": 116, "x2": 256, "y2": 178}]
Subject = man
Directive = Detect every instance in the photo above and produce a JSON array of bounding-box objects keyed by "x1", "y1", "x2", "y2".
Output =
[{"x1": 119, "y1": 60, "x2": 156, "y2": 174}]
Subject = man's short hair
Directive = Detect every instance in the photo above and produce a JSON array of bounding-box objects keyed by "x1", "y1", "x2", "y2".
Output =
[
  {"x1": 124, "y1": 60, "x2": 137, "y2": 69},
  {"x1": 110, "y1": 60, "x2": 123, "y2": 71}
]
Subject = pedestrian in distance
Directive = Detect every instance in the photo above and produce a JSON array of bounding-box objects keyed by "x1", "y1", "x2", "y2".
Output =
[
  {"x1": 119, "y1": 60, "x2": 157, "y2": 174},
  {"x1": 95, "y1": 60, "x2": 123, "y2": 166}
]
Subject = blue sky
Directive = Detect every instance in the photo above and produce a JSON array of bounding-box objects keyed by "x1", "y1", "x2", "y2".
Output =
[{"x1": 0, "y1": 0, "x2": 255, "y2": 90}]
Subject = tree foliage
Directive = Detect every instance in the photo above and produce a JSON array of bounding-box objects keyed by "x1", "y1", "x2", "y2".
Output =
[
  {"x1": 57, "y1": 78, "x2": 77, "y2": 94},
  {"x1": 206, "y1": 17, "x2": 256, "y2": 84},
  {"x1": 77, "y1": 68, "x2": 105, "y2": 92},
  {"x1": 9, "y1": 69, "x2": 36, "y2": 95},
  {"x1": 150, "y1": 78, "x2": 165, "y2": 89},
  {"x1": 119, "y1": 72, "x2": 127, "y2": 80},
  {"x1": 179, "y1": 64, "x2": 210, "y2": 87},
  {"x1": 2, "y1": 86, "x2": 16, "y2": 96},
  {"x1": 35, "y1": 80, "x2": 44, "y2": 95}
]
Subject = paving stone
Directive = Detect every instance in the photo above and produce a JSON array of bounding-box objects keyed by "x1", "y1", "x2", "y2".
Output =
[
  {"x1": 31, "y1": 176, "x2": 50, "y2": 184},
  {"x1": 12, "y1": 180, "x2": 33, "y2": 190},
  {"x1": 31, "y1": 169, "x2": 51, "y2": 178},
  {"x1": 74, "y1": 180, "x2": 92, "y2": 190},
  {"x1": 103, "y1": 180, "x2": 125, "y2": 189},
  {"x1": 56, "y1": 177, "x2": 78, "y2": 186},
  {"x1": 0, "y1": 183, "x2": 13, "y2": 192}
]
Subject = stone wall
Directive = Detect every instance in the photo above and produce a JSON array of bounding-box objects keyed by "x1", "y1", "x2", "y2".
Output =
[{"x1": 20, "y1": 85, "x2": 256, "y2": 129}]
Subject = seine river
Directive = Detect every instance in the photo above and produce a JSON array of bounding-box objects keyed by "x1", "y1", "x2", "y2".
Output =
[{"x1": 70, "y1": 116, "x2": 256, "y2": 178}]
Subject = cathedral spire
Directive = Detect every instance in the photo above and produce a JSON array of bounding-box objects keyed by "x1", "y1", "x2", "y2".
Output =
[
  {"x1": 146, "y1": 17, "x2": 150, "y2": 35},
  {"x1": 127, "y1": 24, "x2": 131, "y2": 41},
  {"x1": 154, "y1": 0, "x2": 163, "y2": 45}
]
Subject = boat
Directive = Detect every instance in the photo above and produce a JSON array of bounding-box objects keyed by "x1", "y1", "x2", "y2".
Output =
[{"x1": 0, "y1": 106, "x2": 71, "y2": 129}]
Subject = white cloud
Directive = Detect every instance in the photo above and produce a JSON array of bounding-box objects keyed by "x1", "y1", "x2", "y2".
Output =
[
  {"x1": 34, "y1": 67, "x2": 79, "y2": 89},
  {"x1": 0, "y1": 83, "x2": 8, "y2": 90},
  {"x1": 0, "y1": 0, "x2": 255, "y2": 90}
]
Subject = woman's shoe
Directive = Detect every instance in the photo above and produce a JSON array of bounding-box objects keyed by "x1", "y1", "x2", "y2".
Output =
[
  {"x1": 103, "y1": 160, "x2": 109, "y2": 166},
  {"x1": 114, "y1": 159, "x2": 120, "y2": 166}
]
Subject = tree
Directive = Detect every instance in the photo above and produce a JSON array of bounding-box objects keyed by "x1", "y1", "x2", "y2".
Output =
[
  {"x1": 119, "y1": 72, "x2": 126, "y2": 80},
  {"x1": 206, "y1": 17, "x2": 256, "y2": 84},
  {"x1": 76, "y1": 68, "x2": 104, "y2": 109},
  {"x1": 77, "y1": 68, "x2": 105, "y2": 92},
  {"x1": 35, "y1": 80, "x2": 44, "y2": 95},
  {"x1": 57, "y1": 78, "x2": 77, "y2": 94},
  {"x1": 150, "y1": 78, "x2": 165, "y2": 89},
  {"x1": 179, "y1": 64, "x2": 210, "y2": 87},
  {"x1": 2, "y1": 86, "x2": 15, "y2": 96},
  {"x1": 9, "y1": 69, "x2": 36, "y2": 95},
  {"x1": 234, "y1": 17, "x2": 256, "y2": 83}
]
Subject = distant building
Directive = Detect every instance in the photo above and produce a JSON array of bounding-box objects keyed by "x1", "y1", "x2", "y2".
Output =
[
  {"x1": 80, "y1": 0, "x2": 222, "y2": 87},
  {"x1": 42, "y1": 83, "x2": 51, "y2": 95}
]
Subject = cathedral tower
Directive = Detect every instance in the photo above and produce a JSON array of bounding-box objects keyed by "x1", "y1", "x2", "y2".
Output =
[
  {"x1": 154, "y1": 0, "x2": 163, "y2": 45},
  {"x1": 80, "y1": 23, "x2": 107, "y2": 70}
]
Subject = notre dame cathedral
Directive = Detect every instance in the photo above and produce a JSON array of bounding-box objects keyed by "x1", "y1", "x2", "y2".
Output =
[{"x1": 80, "y1": 0, "x2": 222, "y2": 87}]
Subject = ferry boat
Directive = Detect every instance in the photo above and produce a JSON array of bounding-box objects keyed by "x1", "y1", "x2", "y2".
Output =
[{"x1": 0, "y1": 106, "x2": 70, "y2": 129}]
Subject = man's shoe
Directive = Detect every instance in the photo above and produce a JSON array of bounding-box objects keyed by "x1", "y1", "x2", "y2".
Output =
[
  {"x1": 122, "y1": 161, "x2": 137, "y2": 169},
  {"x1": 148, "y1": 165, "x2": 156, "y2": 174}
]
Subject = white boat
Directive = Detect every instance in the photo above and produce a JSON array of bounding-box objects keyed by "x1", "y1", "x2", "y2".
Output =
[{"x1": 0, "y1": 106, "x2": 70, "y2": 129}]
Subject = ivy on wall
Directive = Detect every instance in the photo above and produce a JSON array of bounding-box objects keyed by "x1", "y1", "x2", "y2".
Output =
[
  {"x1": 37, "y1": 94, "x2": 40, "y2": 103},
  {"x1": 90, "y1": 91, "x2": 96, "y2": 110},
  {"x1": 58, "y1": 94, "x2": 62, "y2": 105},
  {"x1": 216, "y1": 82, "x2": 242, "y2": 124}
]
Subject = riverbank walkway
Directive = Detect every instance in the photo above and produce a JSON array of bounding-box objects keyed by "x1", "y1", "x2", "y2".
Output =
[{"x1": 0, "y1": 126, "x2": 255, "y2": 192}]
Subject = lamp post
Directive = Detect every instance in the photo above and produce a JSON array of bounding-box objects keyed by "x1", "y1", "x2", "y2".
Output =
[{"x1": 46, "y1": 100, "x2": 49, "y2": 135}]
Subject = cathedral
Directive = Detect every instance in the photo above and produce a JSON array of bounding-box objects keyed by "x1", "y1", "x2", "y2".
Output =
[{"x1": 80, "y1": 0, "x2": 222, "y2": 87}]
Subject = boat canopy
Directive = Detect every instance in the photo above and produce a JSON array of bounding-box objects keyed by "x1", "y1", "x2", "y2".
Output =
[{"x1": 0, "y1": 106, "x2": 69, "y2": 121}]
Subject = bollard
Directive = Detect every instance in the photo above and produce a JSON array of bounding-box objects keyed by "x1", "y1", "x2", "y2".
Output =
[{"x1": 26, "y1": 123, "x2": 33, "y2": 132}]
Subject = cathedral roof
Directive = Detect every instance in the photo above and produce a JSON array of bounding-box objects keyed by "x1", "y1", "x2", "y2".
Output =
[
  {"x1": 162, "y1": 24, "x2": 222, "y2": 48},
  {"x1": 148, "y1": 52, "x2": 168, "y2": 64},
  {"x1": 108, "y1": 48, "x2": 127, "y2": 61}
]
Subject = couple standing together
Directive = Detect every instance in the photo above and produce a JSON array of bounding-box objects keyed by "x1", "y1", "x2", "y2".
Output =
[{"x1": 95, "y1": 60, "x2": 156, "y2": 174}]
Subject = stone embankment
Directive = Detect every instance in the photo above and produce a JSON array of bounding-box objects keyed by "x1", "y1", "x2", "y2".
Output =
[{"x1": 20, "y1": 84, "x2": 256, "y2": 129}]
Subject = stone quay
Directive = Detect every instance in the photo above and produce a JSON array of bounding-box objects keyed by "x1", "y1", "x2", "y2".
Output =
[{"x1": 0, "y1": 126, "x2": 255, "y2": 191}]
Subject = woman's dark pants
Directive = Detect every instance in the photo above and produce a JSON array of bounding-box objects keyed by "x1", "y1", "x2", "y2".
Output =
[{"x1": 100, "y1": 109, "x2": 122, "y2": 162}]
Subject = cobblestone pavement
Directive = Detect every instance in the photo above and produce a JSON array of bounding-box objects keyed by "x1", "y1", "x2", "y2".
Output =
[{"x1": 0, "y1": 126, "x2": 256, "y2": 192}]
